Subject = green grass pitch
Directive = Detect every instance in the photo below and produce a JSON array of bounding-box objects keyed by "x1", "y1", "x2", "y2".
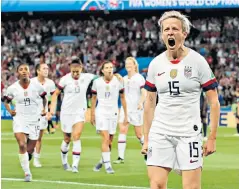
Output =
[{"x1": 1, "y1": 120, "x2": 239, "y2": 189}]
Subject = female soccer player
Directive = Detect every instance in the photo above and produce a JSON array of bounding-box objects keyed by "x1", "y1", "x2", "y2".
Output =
[
  {"x1": 142, "y1": 11, "x2": 220, "y2": 189},
  {"x1": 114, "y1": 57, "x2": 147, "y2": 164},
  {"x1": 4, "y1": 63, "x2": 47, "y2": 182},
  {"x1": 32, "y1": 63, "x2": 56, "y2": 168},
  {"x1": 49, "y1": 58, "x2": 96, "y2": 173},
  {"x1": 91, "y1": 61, "x2": 128, "y2": 174}
]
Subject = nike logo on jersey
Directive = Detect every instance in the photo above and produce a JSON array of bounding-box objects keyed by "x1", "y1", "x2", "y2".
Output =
[
  {"x1": 190, "y1": 160, "x2": 198, "y2": 163},
  {"x1": 157, "y1": 72, "x2": 165, "y2": 76}
]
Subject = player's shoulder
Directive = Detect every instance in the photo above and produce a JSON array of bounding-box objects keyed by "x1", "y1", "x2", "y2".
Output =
[
  {"x1": 83, "y1": 73, "x2": 95, "y2": 78},
  {"x1": 188, "y1": 48, "x2": 207, "y2": 65},
  {"x1": 93, "y1": 76, "x2": 102, "y2": 84},
  {"x1": 135, "y1": 73, "x2": 145, "y2": 80},
  {"x1": 7, "y1": 81, "x2": 18, "y2": 90},
  {"x1": 63, "y1": 73, "x2": 71, "y2": 79},
  {"x1": 31, "y1": 77, "x2": 38, "y2": 82},
  {"x1": 150, "y1": 51, "x2": 167, "y2": 66},
  {"x1": 45, "y1": 78, "x2": 55, "y2": 85}
]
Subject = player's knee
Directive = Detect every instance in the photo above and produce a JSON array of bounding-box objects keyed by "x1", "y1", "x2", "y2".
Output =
[
  {"x1": 37, "y1": 137, "x2": 42, "y2": 143},
  {"x1": 18, "y1": 142, "x2": 27, "y2": 152},
  {"x1": 64, "y1": 137, "x2": 71, "y2": 144},
  {"x1": 183, "y1": 183, "x2": 200, "y2": 189},
  {"x1": 150, "y1": 179, "x2": 167, "y2": 189},
  {"x1": 72, "y1": 132, "x2": 81, "y2": 141},
  {"x1": 27, "y1": 148, "x2": 34, "y2": 155}
]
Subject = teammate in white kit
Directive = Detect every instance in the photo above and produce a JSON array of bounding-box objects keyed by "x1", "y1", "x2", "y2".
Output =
[
  {"x1": 91, "y1": 61, "x2": 128, "y2": 174},
  {"x1": 31, "y1": 63, "x2": 56, "y2": 168},
  {"x1": 141, "y1": 11, "x2": 220, "y2": 189},
  {"x1": 114, "y1": 57, "x2": 147, "y2": 164},
  {"x1": 4, "y1": 63, "x2": 47, "y2": 182},
  {"x1": 49, "y1": 58, "x2": 96, "y2": 173}
]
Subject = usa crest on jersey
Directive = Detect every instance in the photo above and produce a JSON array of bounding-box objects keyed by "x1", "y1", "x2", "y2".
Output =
[{"x1": 184, "y1": 66, "x2": 192, "y2": 78}]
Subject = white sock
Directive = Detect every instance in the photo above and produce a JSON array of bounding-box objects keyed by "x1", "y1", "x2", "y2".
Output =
[
  {"x1": 19, "y1": 152, "x2": 31, "y2": 175},
  {"x1": 118, "y1": 134, "x2": 126, "y2": 159},
  {"x1": 72, "y1": 140, "x2": 81, "y2": 168},
  {"x1": 61, "y1": 140, "x2": 70, "y2": 165},
  {"x1": 34, "y1": 152, "x2": 40, "y2": 159},
  {"x1": 139, "y1": 136, "x2": 144, "y2": 146},
  {"x1": 102, "y1": 152, "x2": 111, "y2": 169},
  {"x1": 99, "y1": 157, "x2": 103, "y2": 164}
]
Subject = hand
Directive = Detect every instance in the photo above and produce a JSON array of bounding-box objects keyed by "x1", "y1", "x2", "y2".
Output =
[
  {"x1": 91, "y1": 114, "x2": 96, "y2": 126},
  {"x1": 141, "y1": 140, "x2": 148, "y2": 155},
  {"x1": 203, "y1": 137, "x2": 216, "y2": 157},
  {"x1": 47, "y1": 112, "x2": 53, "y2": 121},
  {"x1": 10, "y1": 110, "x2": 16, "y2": 117},
  {"x1": 41, "y1": 109, "x2": 46, "y2": 116},
  {"x1": 123, "y1": 116, "x2": 128, "y2": 125},
  {"x1": 114, "y1": 73, "x2": 123, "y2": 82},
  {"x1": 137, "y1": 102, "x2": 143, "y2": 110}
]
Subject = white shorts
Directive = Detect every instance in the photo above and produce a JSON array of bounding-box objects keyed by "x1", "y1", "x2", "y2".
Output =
[
  {"x1": 60, "y1": 111, "x2": 85, "y2": 133},
  {"x1": 39, "y1": 116, "x2": 48, "y2": 130},
  {"x1": 96, "y1": 116, "x2": 118, "y2": 135},
  {"x1": 147, "y1": 132, "x2": 203, "y2": 171},
  {"x1": 119, "y1": 107, "x2": 143, "y2": 126},
  {"x1": 13, "y1": 117, "x2": 40, "y2": 140}
]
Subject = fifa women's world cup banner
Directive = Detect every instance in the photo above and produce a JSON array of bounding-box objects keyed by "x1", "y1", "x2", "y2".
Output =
[{"x1": 2, "y1": 0, "x2": 239, "y2": 12}]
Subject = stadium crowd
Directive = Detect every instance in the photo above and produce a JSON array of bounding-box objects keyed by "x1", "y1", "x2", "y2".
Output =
[{"x1": 1, "y1": 15, "x2": 239, "y2": 106}]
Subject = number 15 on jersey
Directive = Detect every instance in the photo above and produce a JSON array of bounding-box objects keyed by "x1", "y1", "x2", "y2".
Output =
[{"x1": 168, "y1": 81, "x2": 180, "y2": 95}]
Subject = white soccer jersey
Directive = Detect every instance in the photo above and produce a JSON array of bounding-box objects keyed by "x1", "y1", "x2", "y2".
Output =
[
  {"x1": 57, "y1": 73, "x2": 95, "y2": 114},
  {"x1": 92, "y1": 76, "x2": 124, "y2": 118},
  {"x1": 5, "y1": 80, "x2": 47, "y2": 123},
  {"x1": 31, "y1": 77, "x2": 56, "y2": 113},
  {"x1": 145, "y1": 49, "x2": 218, "y2": 137},
  {"x1": 123, "y1": 73, "x2": 145, "y2": 112}
]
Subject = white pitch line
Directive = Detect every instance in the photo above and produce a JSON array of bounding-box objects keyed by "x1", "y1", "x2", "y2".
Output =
[{"x1": 1, "y1": 178, "x2": 149, "y2": 189}]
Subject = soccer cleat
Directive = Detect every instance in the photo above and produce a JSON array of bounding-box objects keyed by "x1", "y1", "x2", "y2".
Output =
[
  {"x1": 233, "y1": 133, "x2": 239, "y2": 137},
  {"x1": 63, "y1": 163, "x2": 72, "y2": 171},
  {"x1": 72, "y1": 166, "x2": 79, "y2": 173},
  {"x1": 24, "y1": 174, "x2": 32, "y2": 182},
  {"x1": 113, "y1": 157, "x2": 124, "y2": 164},
  {"x1": 33, "y1": 159, "x2": 42, "y2": 168},
  {"x1": 93, "y1": 163, "x2": 103, "y2": 172},
  {"x1": 106, "y1": 167, "x2": 115, "y2": 174}
]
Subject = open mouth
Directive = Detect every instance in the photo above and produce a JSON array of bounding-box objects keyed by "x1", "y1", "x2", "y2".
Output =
[{"x1": 168, "y1": 38, "x2": 175, "y2": 47}]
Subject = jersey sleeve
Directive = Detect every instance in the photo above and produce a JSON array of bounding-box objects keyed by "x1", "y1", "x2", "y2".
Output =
[
  {"x1": 144, "y1": 59, "x2": 157, "y2": 92},
  {"x1": 37, "y1": 84, "x2": 47, "y2": 98},
  {"x1": 57, "y1": 76, "x2": 66, "y2": 91},
  {"x1": 139, "y1": 75, "x2": 146, "y2": 89},
  {"x1": 91, "y1": 80, "x2": 97, "y2": 95},
  {"x1": 50, "y1": 81, "x2": 56, "y2": 95},
  {"x1": 119, "y1": 81, "x2": 124, "y2": 94},
  {"x1": 4, "y1": 86, "x2": 14, "y2": 102},
  {"x1": 198, "y1": 58, "x2": 218, "y2": 92}
]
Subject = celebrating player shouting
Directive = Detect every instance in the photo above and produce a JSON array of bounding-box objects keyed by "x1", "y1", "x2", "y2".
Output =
[{"x1": 142, "y1": 11, "x2": 220, "y2": 189}]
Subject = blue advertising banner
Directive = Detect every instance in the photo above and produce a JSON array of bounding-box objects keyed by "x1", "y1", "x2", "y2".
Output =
[{"x1": 2, "y1": 0, "x2": 239, "y2": 12}]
